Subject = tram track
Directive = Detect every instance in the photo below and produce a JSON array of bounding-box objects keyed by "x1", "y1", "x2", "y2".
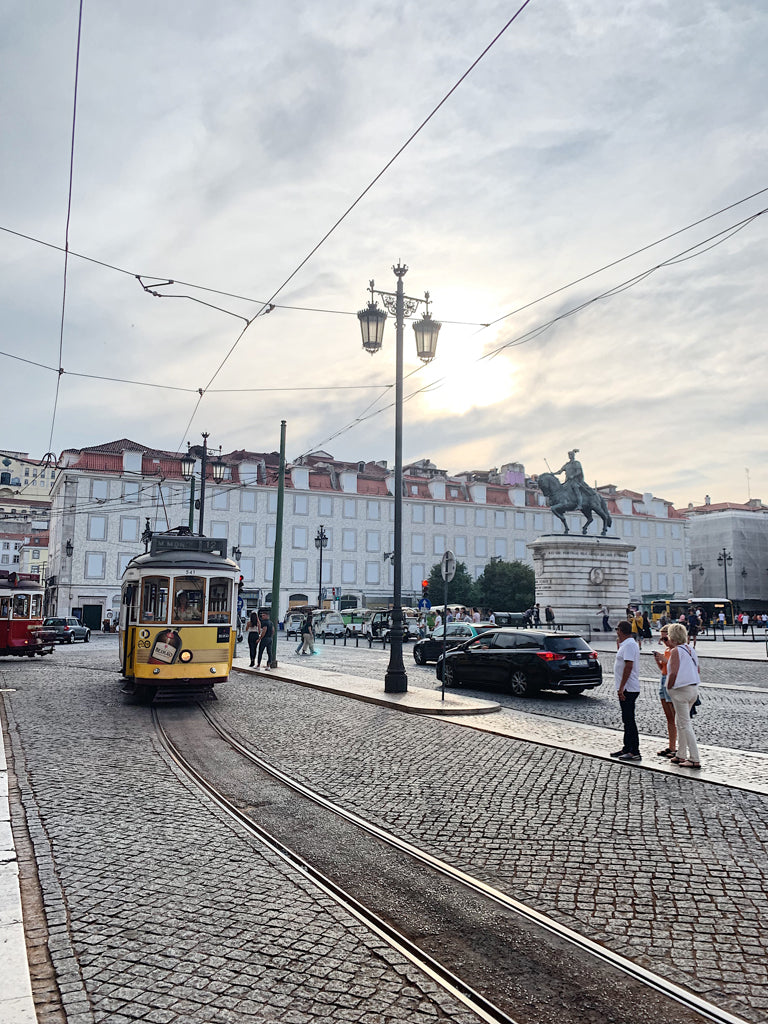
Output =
[{"x1": 154, "y1": 703, "x2": 750, "y2": 1024}]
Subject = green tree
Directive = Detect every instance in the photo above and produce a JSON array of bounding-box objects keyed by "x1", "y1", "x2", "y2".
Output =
[
  {"x1": 473, "y1": 559, "x2": 534, "y2": 612},
  {"x1": 425, "y1": 560, "x2": 475, "y2": 606}
]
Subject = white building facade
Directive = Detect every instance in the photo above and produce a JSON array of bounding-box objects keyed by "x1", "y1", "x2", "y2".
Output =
[{"x1": 46, "y1": 440, "x2": 691, "y2": 628}]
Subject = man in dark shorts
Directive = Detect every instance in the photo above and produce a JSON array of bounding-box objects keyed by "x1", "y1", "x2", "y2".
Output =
[{"x1": 257, "y1": 610, "x2": 274, "y2": 668}]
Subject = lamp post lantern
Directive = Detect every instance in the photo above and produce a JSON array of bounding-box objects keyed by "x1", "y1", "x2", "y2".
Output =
[
  {"x1": 717, "y1": 548, "x2": 733, "y2": 600},
  {"x1": 180, "y1": 433, "x2": 226, "y2": 536},
  {"x1": 314, "y1": 525, "x2": 328, "y2": 608},
  {"x1": 357, "y1": 262, "x2": 441, "y2": 693}
]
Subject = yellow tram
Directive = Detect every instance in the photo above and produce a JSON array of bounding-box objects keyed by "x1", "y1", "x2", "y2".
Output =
[{"x1": 119, "y1": 532, "x2": 239, "y2": 701}]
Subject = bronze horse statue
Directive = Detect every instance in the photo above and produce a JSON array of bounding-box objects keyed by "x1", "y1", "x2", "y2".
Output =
[{"x1": 536, "y1": 473, "x2": 613, "y2": 536}]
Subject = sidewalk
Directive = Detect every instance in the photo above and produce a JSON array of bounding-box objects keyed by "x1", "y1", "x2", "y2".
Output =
[
  {"x1": 589, "y1": 635, "x2": 768, "y2": 662},
  {"x1": 234, "y1": 655, "x2": 768, "y2": 796}
]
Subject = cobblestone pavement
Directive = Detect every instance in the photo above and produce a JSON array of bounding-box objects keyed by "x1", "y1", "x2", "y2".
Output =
[
  {"x1": 219, "y1": 670, "x2": 768, "y2": 1022},
  {"x1": 0, "y1": 651, "x2": 482, "y2": 1024},
  {"x1": 266, "y1": 635, "x2": 768, "y2": 752}
]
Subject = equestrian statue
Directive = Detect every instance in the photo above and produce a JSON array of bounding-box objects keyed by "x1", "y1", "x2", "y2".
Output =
[{"x1": 536, "y1": 449, "x2": 613, "y2": 536}]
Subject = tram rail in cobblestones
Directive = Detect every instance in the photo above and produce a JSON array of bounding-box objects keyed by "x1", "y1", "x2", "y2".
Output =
[
  {"x1": 154, "y1": 703, "x2": 749, "y2": 1024},
  {"x1": 152, "y1": 706, "x2": 516, "y2": 1024}
]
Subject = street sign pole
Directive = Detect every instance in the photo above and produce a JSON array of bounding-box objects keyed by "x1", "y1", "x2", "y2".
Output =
[{"x1": 440, "y1": 550, "x2": 456, "y2": 702}]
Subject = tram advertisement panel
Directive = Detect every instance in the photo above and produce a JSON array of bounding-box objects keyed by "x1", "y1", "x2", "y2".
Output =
[{"x1": 134, "y1": 625, "x2": 232, "y2": 666}]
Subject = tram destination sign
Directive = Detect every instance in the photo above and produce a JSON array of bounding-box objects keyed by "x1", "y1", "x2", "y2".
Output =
[{"x1": 150, "y1": 536, "x2": 228, "y2": 558}]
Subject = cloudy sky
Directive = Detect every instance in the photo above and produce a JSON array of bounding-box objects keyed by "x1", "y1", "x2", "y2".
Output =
[{"x1": 1, "y1": 0, "x2": 766, "y2": 508}]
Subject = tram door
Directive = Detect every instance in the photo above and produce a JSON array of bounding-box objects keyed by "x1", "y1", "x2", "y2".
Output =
[{"x1": 82, "y1": 605, "x2": 103, "y2": 631}]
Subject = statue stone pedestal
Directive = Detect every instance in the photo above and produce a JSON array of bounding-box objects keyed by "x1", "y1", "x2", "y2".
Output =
[{"x1": 528, "y1": 535, "x2": 636, "y2": 632}]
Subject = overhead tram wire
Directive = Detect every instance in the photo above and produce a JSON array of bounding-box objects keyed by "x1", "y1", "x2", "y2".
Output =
[
  {"x1": 167, "y1": 1, "x2": 536, "y2": 446},
  {"x1": 300, "y1": 204, "x2": 768, "y2": 455},
  {"x1": 47, "y1": 0, "x2": 84, "y2": 456}
]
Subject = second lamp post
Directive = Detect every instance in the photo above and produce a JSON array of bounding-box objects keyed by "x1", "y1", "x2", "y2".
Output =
[
  {"x1": 357, "y1": 261, "x2": 441, "y2": 693},
  {"x1": 180, "y1": 432, "x2": 226, "y2": 536},
  {"x1": 315, "y1": 525, "x2": 328, "y2": 608}
]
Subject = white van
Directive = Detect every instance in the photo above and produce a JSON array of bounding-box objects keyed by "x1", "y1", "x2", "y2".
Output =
[{"x1": 314, "y1": 611, "x2": 345, "y2": 638}]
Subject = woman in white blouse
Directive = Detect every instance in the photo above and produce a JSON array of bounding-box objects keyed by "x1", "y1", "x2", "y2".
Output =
[{"x1": 666, "y1": 622, "x2": 701, "y2": 769}]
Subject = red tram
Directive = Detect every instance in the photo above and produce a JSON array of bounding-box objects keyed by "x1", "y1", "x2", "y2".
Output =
[{"x1": 0, "y1": 570, "x2": 54, "y2": 658}]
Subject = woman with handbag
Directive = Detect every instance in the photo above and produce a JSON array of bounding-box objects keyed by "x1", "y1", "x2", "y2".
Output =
[{"x1": 666, "y1": 622, "x2": 702, "y2": 769}]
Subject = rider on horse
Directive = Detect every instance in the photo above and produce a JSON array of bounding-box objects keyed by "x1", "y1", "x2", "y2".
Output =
[{"x1": 554, "y1": 450, "x2": 591, "y2": 511}]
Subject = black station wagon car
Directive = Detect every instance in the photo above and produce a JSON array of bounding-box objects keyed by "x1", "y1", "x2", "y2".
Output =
[
  {"x1": 40, "y1": 616, "x2": 91, "y2": 644},
  {"x1": 436, "y1": 628, "x2": 602, "y2": 696},
  {"x1": 412, "y1": 622, "x2": 493, "y2": 665}
]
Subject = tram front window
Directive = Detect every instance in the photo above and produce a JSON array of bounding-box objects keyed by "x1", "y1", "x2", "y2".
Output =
[
  {"x1": 140, "y1": 577, "x2": 170, "y2": 624},
  {"x1": 12, "y1": 595, "x2": 30, "y2": 618},
  {"x1": 173, "y1": 578, "x2": 205, "y2": 623},
  {"x1": 207, "y1": 577, "x2": 232, "y2": 623}
]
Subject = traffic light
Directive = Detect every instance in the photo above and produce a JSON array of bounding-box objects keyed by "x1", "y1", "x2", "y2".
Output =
[
  {"x1": 238, "y1": 575, "x2": 244, "y2": 591},
  {"x1": 422, "y1": 579, "x2": 429, "y2": 597}
]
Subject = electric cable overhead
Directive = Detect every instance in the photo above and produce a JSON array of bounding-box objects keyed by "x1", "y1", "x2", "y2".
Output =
[{"x1": 47, "y1": 0, "x2": 84, "y2": 457}]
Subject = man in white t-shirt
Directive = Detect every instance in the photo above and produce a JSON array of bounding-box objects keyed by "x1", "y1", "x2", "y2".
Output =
[{"x1": 611, "y1": 620, "x2": 642, "y2": 762}]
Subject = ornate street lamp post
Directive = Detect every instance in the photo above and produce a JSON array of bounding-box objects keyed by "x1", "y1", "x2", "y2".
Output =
[
  {"x1": 357, "y1": 262, "x2": 441, "y2": 693},
  {"x1": 314, "y1": 525, "x2": 328, "y2": 608},
  {"x1": 180, "y1": 433, "x2": 226, "y2": 536},
  {"x1": 717, "y1": 548, "x2": 732, "y2": 600}
]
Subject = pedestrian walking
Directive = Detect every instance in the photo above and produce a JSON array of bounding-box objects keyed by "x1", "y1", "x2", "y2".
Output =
[
  {"x1": 642, "y1": 610, "x2": 652, "y2": 640},
  {"x1": 610, "y1": 621, "x2": 642, "y2": 762},
  {"x1": 299, "y1": 610, "x2": 316, "y2": 655},
  {"x1": 533, "y1": 604, "x2": 541, "y2": 626},
  {"x1": 666, "y1": 623, "x2": 702, "y2": 769},
  {"x1": 653, "y1": 626, "x2": 676, "y2": 758},
  {"x1": 245, "y1": 611, "x2": 260, "y2": 667},
  {"x1": 632, "y1": 609, "x2": 644, "y2": 650},
  {"x1": 545, "y1": 605, "x2": 555, "y2": 627},
  {"x1": 600, "y1": 604, "x2": 610, "y2": 632},
  {"x1": 257, "y1": 610, "x2": 274, "y2": 668}
]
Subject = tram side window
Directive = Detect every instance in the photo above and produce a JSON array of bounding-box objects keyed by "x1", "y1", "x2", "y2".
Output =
[
  {"x1": 31, "y1": 594, "x2": 42, "y2": 618},
  {"x1": 13, "y1": 594, "x2": 30, "y2": 618},
  {"x1": 207, "y1": 578, "x2": 232, "y2": 623},
  {"x1": 140, "y1": 577, "x2": 170, "y2": 624},
  {"x1": 173, "y1": 578, "x2": 205, "y2": 623},
  {"x1": 0, "y1": 597, "x2": 9, "y2": 618}
]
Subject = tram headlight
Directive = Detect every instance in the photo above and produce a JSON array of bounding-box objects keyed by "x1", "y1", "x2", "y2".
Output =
[
  {"x1": 153, "y1": 668, "x2": 160, "y2": 675},
  {"x1": 179, "y1": 650, "x2": 193, "y2": 663},
  {"x1": 209, "y1": 667, "x2": 217, "y2": 674}
]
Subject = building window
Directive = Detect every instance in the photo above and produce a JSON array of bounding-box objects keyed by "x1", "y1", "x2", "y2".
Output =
[
  {"x1": 240, "y1": 490, "x2": 256, "y2": 513},
  {"x1": 640, "y1": 547, "x2": 650, "y2": 565},
  {"x1": 342, "y1": 530, "x2": 356, "y2": 551},
  {"x1": 627, "y1": 551, "x2": 634, "y2": 565},
  {"x1": 366, "y1": 531, "x2": 380, "y2": 553},
  {"x1": 624, "y1": 520, "x2": 633, "y2": 536},
  {"x1": 268, "y1": 492, "x2": 277, "y2": 513},
  {"x1": 318, "y1": 496, "x2": 333, "y2": 517},
  {"x1": 411, "y1": 485, "x2": 418, "y2": 495},
  {"x1": 672, "y1": 549, "x2": 683, "y2": 567},
  {"x1": 455, "y1": 536, "x2": 467, "y2": 556},
  {"x1": 641, "y1": 572, "x2": 652, "y2": 591},
  {"x1": 117, "y1": 552, "x2": 132, "y2": 576},
  {"x1": 293, "y1": 526, "x2": 308, "y2": 549},
  {"x1": 671, "y1": 524, "x2": 681, "y2": 540},
  {"x1": 240, "y1": 557, "x2": 255, "y2": 582},
  {"x1": 494, "y1": 510, "x2": 506, "y2": 528},
  {"x1": 239, "y1": 523, "x2": 256, "y2": 547},
  {"x1": 85, "y1": 552, "x2": 106, "y2": 579},
  {"x1": 365, "y1": 562, "x2": 380, "y2": 585},
  {"x1": 656, "y1": 549, "x2": 667, "y2": 566},
  {"x1": 91, "y1": 480, "x2": 109, "y2": 500},
  {"x1": 533, "y1": 513, "x2": 544, "y2": 531},
  {"x1": 639, "y1": 521, "x2": 649, "y2": 538},
  {"x1": 294, "y1": 494, "x2": 308, "y2": 515},
  {"x1": 514, "y1": 540, "x2": 526, "y2": 560},
  {"x1": 265, "y1": 557, "x2": 274, "y2": 580},
  {"x1": 343, "y1": 499, "x2": 357, "y2": 518},
  {"x1": 411, "y1": 533, "x2": 425, "y2": 555},
  {"x1": 628, "y1": 572, "x2": 635, "y2": 591},
  {"x1": 433, "y1": 534, "x2": 446, "y2": 555},
  {"x1": 367, "y1": 500, "x2": 380, "y2": 520},
  {"x1": 341, "y1": 561, "x2": 356, "y2": 584},
  {"x1": 411, "y1": 564, "x2": 425, "y2": 591},
  {"x1": 211, "y1": 489, "x2": 228, "y2": 510},
  {"x1": 475, "y1": 508, "x2": 486, "y2": 528},
  {"x1": 515, "y1": 512, "x2": 526, "y2": 530},
  {"x1": 658, "y1": 573, "x2": 668, "y2": 590},
  {"x1": 122, "y1": 481, "x2": 140, "y2": 503},
  {"x1": 211, "y1": 522, "x2": 227, "y2": 539},
  {"x1": 120, "y1": 517, "x2": 140, "y2": 543},
  {"x1": 291, "y1": 559, "x2": 308, "y2": 583},
  {"x1": 673, "y1": 573, "x2": 683, "y2": 592},
  {"x1": 266, "y1": 525, "x2": 276, "y2": 548},
  {"x1": 450, "y1": 488, "x2": 458, "y2": 498},
  {"x1": 475, "y1": 536, "x2": 487, "y2": 557},
  {"x1": 412, "y1": 504, "x2": 425, "y2": 523},
  {"x1": 494, "y1": 538, "x2": 507, "y2": 558},
  {"x1": 455, "y1": 506, "x2": 466, "y2": 526},
  {"x1": 320, "y1": 560, "x2": 332, "y2": 584},
  {"x1": 656, "y1": 523, "x2": 665, "y2": 539},
  {"x1": 32, "y1": 549, "x2": 40, "y2": 559},
  {"x1": 434, "y1": 506, "x2": 445, "y2": 524},
  {"x1": 87, "y1": 515, "x2": 107, "y2": 541}
]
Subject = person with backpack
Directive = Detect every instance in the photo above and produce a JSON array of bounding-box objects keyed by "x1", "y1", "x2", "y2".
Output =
[{"x1": 245, "y1": 611, "x2": 260, "y2": 667}]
